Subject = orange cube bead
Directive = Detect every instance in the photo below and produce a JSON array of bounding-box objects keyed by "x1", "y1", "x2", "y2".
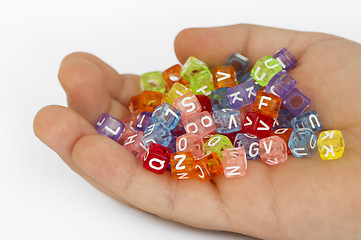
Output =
[
  {"x1": 162, "y1": 64, "x2": 188, "y2": 88},
  {"x1": 212, "y1": 66, "x2": 237, "y2": 89},
  {"x1": 270, "y1": 128, "x2": 293, "y2": 154},
  {"x1": 170, "y1": 152, "x2": 195, "y2": 180},
  {"x1": 128, "y1": 91, "x2": 163, "y2": 113},
  {"x1": 253, "y1": 91, "x2": 281, "y2": 118},
  {"x1": 194, "y1": 152, "x2": 223, "y2": 181}
]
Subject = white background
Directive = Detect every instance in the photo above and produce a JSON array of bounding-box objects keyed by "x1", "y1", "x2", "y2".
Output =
[{"x1": 1, "y1": 1, "x2": 360, "y2": 239}]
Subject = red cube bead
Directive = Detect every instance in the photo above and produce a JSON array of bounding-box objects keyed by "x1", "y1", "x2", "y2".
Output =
[
  {"x1": 242, "y1": 111, "x2": 274, "y2": 138},
  {"x1": 143, "y1": 143, "x2": 170, "y2": 174},
  {"x1": 195, "y1": 95, "x2": 212, "y2": 112}
]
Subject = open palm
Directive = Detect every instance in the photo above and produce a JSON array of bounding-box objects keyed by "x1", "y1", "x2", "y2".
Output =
[{"x1": 34, "y1": 24, "x2": 361, "y2": 239}]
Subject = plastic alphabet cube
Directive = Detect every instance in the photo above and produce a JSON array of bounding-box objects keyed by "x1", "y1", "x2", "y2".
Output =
[
  {"x1": 95, "y1": 113, "x2": 125, "y2": 141},
  {"x1": 176, "y1": 133, "x2": 204, "y2": 158},
  {"x1": 170, "y1": 152, "x2": 195, "y2": 180},
  {"x1": 226, "y1": 80, "x2": 258, "y2": 109},
  {"x1": 212, "y1": 66, "x2": 237, "y2": 89},
  {"x1": 291, "y1": 110, "x2": 323, "y2": 133},
  {"x1": 272, "y1": 48, "x2": 297, "y2": 72},
  {"x1": 213, "y1": 108, "x2": 242, "y2": 134},
  {"x1": 222, "y1": 148, "x2": 247, "y2": 178},
  {"x1": 143, "y1": 143, "x2": 170, "y2": 174},
  {"x1": 164, "y1": 82, "x2": 191, "y2": 104},
  {"x1": 242, "y1": 111, "x2": 274, "y2": 138},
  {"x1": 140, "y1": 71, "x2": 166, "y2": 93},
  {"x1": 194, "y1": 152, "x2": 223, "y2": 181},
  {"x1": 182, "y1": 111, "x2": 215, "y2": 137},
  {"x1": 190, "y1": 69, "x2": 215, "y2": 96},
  {"x1": 150, "y1": 103, "x2": 181, "y2": 131},
  {"x1": 282, "y1": 88, "x2": 310, "y2": 116},
  {"x1": 203, "y1": 134, "x2": 233, "y2": 161},
  {"x1": 225, "y1": 52, "x2": 250, "y2": 80},
  {"x1": 270, "y1": 128, "x2": 293, "y2": 154},
  {"x1": 210, "y1": 87, "x2": 231, "y2": 111},
  {"x1": 288, "y1": 128, "x2": 317, "y2": 157},
  {"x1": 259, "y1": 136, "x2": 288, "y2": 165},
  {"x1": 181, "y1": 56, "x2": 210, "y2": 83},
  {"x1": 196, "y1": 95, "x2": 212, "y2": 112},
  {"x1": 173, "y1": 92, "x2": 202, "y2": 119},
  {"x1": 135, "y1": 111, "x2": 152, "y2": 132},
  {"x1": 168, "y1": 135, "x2": 178, "y2": 154},
  {"x1": 142, "y1": 122, "x2": 172, "y2": 148},
  {"x1": 123, "y1": 131, "x2": 147, "y2": 159},
  {"x1": 162, "y1": 64, "x2": 188, "y2": 88},
  {"x1": 251, "y1": 56, "x2": 282, "y2": 86},
  {"x1": 317, "y1": 130, "x2": 345, "y2": 160},
  {"x1": 272, "y1": 108, "x2": 293, "y2": 129},
  {"x1": 253, "y1": 91, "x2": 282, "y2": 118},
  {"x1": 234, "y1": 133, "x2": 260, "y2": 160},
  {"x1": 265, "y1": 71, "x2": 296, "y2": 100},
  {"x1": 129, "y1": 91, "x2": 163, "y2": 113}
]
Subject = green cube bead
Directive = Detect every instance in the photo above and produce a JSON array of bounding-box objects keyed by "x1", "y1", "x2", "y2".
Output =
[
  {"x1": 190, "y1": 70, "x2": 215, "y2": 96},
  {"x1": 181, "y1": 56, "x2": 210, "y2": 83},
  {"x1": 251, "y1": 56, "x2": 282, "y2": 86},
  {"x1": 203, "y1": 134, "x2": 233, "y2": 161},
  {"x1": 140, "y1": 71, "x2": 166, "y2": 93}
]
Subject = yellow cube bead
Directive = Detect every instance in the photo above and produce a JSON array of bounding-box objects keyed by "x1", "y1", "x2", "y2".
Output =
[
  {"x1": 164, "y1": 82, "x2": 191, "y2": 104},
  {"x1": 317, "y1": 130, "x2": 345, "y2": 160}
]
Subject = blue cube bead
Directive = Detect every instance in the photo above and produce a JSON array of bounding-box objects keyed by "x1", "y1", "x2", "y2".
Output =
[
  {"x1": 95, "y1": 113, "x2": 125, "y2": 141},
  {"x1": 288, "y1": 128, "x2": 317, "y2": 157},
  {"x1": 272, "y1": 108, "x2": 293, "y2": 130},
  {"x1": 234, "y1": 133, "x2": 260, "y2": 160},
  {"x1": 226, "y1": 80, "x2": 258, "y2": 109},
  {"x1": 210, "y1": 87, "x2": 231, "y2": 111},
  {"x1": 213, "y1": 108, "x2": 242, "y2": 134},
  {"x1": 291, "y1": 110, "x2": 323, "y2": 133},
  {"x1": 142, "y1": 122, "x2": 172, "y2": 148},
  {"x1": 135, "y1": 111, "x2": 152, "y2": 132},
  {"x1": 150, "y1": 103, "x2": 181, "y2": 131}
]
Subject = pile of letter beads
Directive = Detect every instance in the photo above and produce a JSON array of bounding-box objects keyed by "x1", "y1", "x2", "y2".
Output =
[{"x1": 94, "y1": 47, "x2": 345, "y2": 181}]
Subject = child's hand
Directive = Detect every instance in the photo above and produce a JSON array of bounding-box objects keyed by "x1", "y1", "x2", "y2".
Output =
[{"x1": 33, "y1": 24, "x2": 361, "y2": 239}]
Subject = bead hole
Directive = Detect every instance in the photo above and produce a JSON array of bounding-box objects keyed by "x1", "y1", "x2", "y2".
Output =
[
  {"x1": 290, "y1": 95, "x2": 303, "y2": 109},
  {"x1": 231, "y1": 61, "x2": 243, "y2": 73}
]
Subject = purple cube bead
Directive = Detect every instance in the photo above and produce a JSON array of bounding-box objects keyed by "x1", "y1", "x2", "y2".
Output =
[
  {"x1": 273, "y1": 48, "x2": 297, "y2": 72},
  {"x1": 135, "y1": 111, "x2": 152, "y2": 132},
  {"x1": 272, "y1": 108, "x2": 293, "y2": 129},
  {"x1": 95, "y1": 113, "x2": 125, "y2": 141},
  {"x1": 265, "y1": 70, "x2": 296, "y2": 100},
  {"x1": 282, "y1": 88, "x2": 310, "y2": 116},
  {"x1": 226, "y1": 80, "x2": 258, "y2": 109}
]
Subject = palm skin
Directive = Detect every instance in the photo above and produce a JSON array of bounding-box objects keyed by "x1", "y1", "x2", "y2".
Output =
[{"x1": 33, "y1": 24, "x2": 361, "y2": 239}]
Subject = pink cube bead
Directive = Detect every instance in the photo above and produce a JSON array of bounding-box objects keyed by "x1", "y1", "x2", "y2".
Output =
[
  {"x1": 173, "y1": 92, "x2": 202, "y2": 119},
  {"x1": 176, "y1": 133, "x2": 204, "y2": 158},
  {"x1": 123, "y1": 132, "x2": 147, "y2": 159},
  {"x1": 222, "y1": 148, "x2": 247, "y2": 178},
  {"x1": 259, "y1": 136, "x2": 288, "y2": 165},
  {"x1": 182, "y1": 111, "x2": 215, "y2": 137}
]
